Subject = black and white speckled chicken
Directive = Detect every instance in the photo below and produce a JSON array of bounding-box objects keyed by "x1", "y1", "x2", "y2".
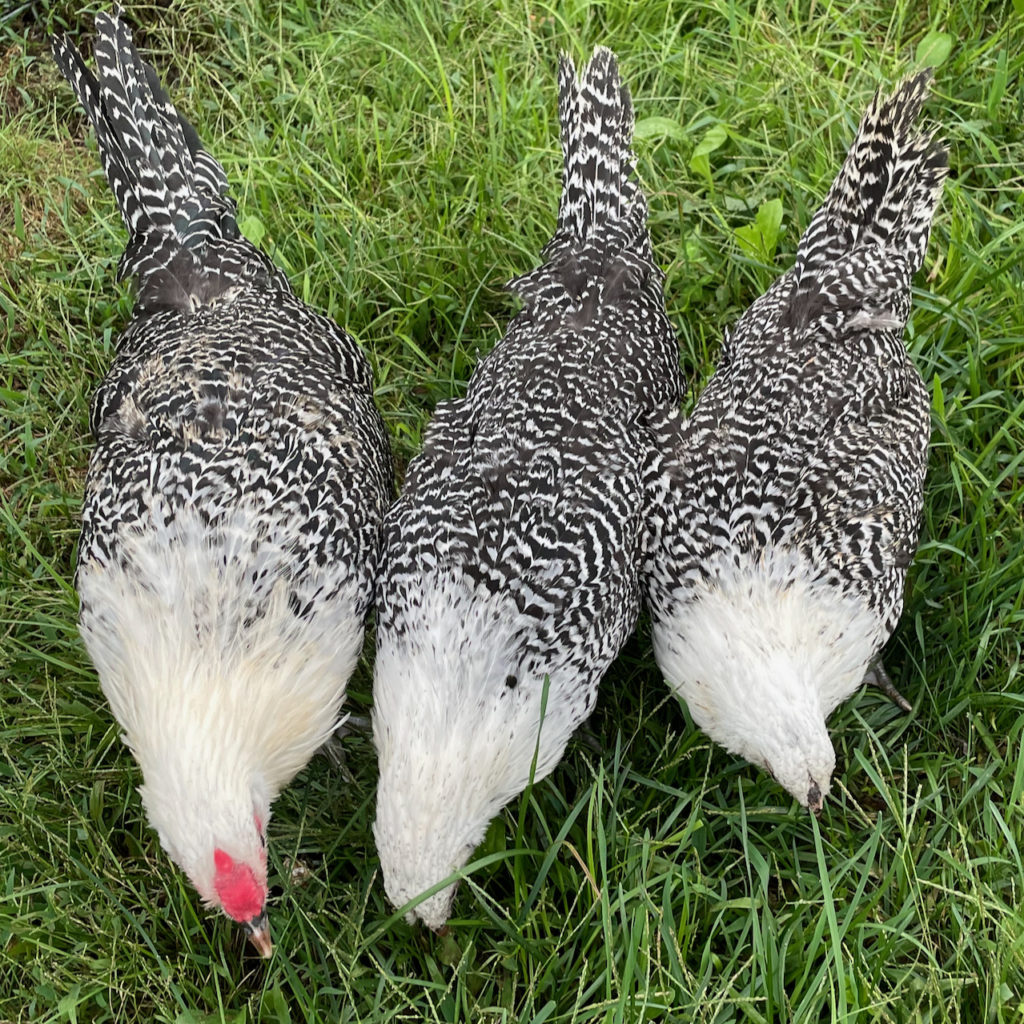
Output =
[
  {"x1": 372, "y1": 47, "x2": 681, "y2": 929},
  {"x1": 53, "y1": 13, "x2": 391, "y2": 955},
  {"x1": 643, "y1": 72, "x2": 947, "y2": 813}
]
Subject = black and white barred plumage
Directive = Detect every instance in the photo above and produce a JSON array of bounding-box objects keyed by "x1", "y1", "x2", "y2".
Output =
[
  {"x1": 643, "y1": 72, "x2": 947, "y2": 812},
  {"x1": 54, "y1": 13, "x2": 391, "y2": 954},
  {"x1": 372, "y1": 47, "x2": 681, "y2": 929}
]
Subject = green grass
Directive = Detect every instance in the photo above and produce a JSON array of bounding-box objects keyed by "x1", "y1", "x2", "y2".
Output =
[{"x1": 2, "y1": 0, "x2": 1023, "y2": 1020}]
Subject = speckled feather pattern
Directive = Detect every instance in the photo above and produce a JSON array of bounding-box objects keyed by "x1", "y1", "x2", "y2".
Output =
[
  {"x1": 641, "y1": 72, "x2": 947, "y2": 805},
  {"x1": 52, "y1": 14, "x2": 391, "y2": 625},
  {"x1": 380, "y1": 51, "x2": 680, "y2": 647},
  {"x1": 52, "y1": 12, "x2": 392, "y2": 927},
  {"x1": 645, "y1": 72, "x2": 946, "y2": 633},
  {"x1": 372, "y1": 48, "x2": 681, "y2": 927}
]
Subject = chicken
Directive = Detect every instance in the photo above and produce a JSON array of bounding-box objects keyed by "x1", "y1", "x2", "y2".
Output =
[
  {"x1": 371, "y1": 48, "x2": 681, "y2": 929},
  {"x1": 52, "y1": 13, "x2": 391, "y2": 954},
  {"x1": 642, "y1": 72, "x2": 948, "y2": 812}
]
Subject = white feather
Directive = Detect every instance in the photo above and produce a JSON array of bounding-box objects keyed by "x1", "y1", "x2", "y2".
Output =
[
  {"x1": 847, "y1": 309, "x2": 903, "y2": 330},
  {"x1": 78, "y1": 502, "x2": 364, "y2": 904},
  {"x1": 651, "y1": 546, "x2": 882, "y2": 807},
  {"x1": 372, "y1": 571, "x2": 583, "y2": 929}
]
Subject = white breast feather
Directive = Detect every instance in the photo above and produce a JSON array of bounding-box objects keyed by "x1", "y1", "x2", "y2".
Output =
[
  {"x1": 77, "y1": 504, "x2": 364, "y2": 880},
  {"x1": 652, "y1": 547, "x2": 881, "y2": 775},
  {"x1": 373, "y1": 571, "x2": 582, "y2": 927}
]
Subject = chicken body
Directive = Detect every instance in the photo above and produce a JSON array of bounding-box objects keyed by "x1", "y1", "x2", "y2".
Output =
[
  {"x1": 372, "y1": 48, "x2": 681, "y2": 929},
  {"x1": 54, "y1": 14, "x2": 391, "y2": 953},
  {"x1": 643, "y1": 72, "x2": 948, "y2": 811}
]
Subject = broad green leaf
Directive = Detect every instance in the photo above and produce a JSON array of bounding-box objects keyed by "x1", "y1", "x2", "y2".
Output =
[
  {"x1": 438, "y1": 928, "x2": 463, "y2": 966},
  {"x1": 734, "y1": 198, "x2": 784, "y2": 262},
  {"x1": 175, "y1": 1011, "x2": 246, "y2": 1024},
  {"x1": 916, "y1": 30, "x2": 953, "y2": 67},
  {"x1": 932, "y1": 372, "x2": 946, "y2": 417},
  {"x1": 988, "y1": 48, "x2": 1008, "y2": 121},
  {"x1": 479, "y1": 814, "x2": 506, "y2": 857},
  {"x1": 259, "y1": 987, "x2": 292, "y2": 1024},
  {"x1": 238, "y1": 213, "x2": 266, "y2": 249},
  {"x1": 634, "y1": 116, "x2": 687, "y2": 141},
  {"x1": 689, "y1": 124, "x2": 728, "y2": 183},
  {"x1": 57, "y1": 987, "x2": 81, "y2": 1024},
  {"x1": 755, "y1": 197, "x2": 783, "y2": 254}
]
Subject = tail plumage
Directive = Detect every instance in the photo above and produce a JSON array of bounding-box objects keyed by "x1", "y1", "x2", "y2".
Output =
[
  {"x1": 52, "y1": 11, "x2": 239, "y2": 289},
  {"x1": 784, "y1": 70, "x2": 948, "y2": 329},
  {"x1": 553, "y1": 46, "x2": 645, "y2": 250},
  {"x1": 509, "y1": 47, "x2": 653, "y2": 307}
]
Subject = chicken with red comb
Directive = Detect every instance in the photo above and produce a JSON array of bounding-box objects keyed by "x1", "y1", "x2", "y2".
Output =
[{"x1": 51, "y1": 11, "x2": 391, "y2": 955}]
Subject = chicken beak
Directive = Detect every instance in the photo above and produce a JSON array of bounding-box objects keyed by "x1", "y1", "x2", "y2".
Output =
[
  {"x1": 807, "y1": 780, "x2": 823, "y2": 816},
  {"x1": 243, "y1": 910, "x2": 273, "y2": 958}
]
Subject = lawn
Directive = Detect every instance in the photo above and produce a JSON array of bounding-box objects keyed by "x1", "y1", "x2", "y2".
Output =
[{"x1": 1, "y1": 0, "x2": 1022, "y2": 1021}]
